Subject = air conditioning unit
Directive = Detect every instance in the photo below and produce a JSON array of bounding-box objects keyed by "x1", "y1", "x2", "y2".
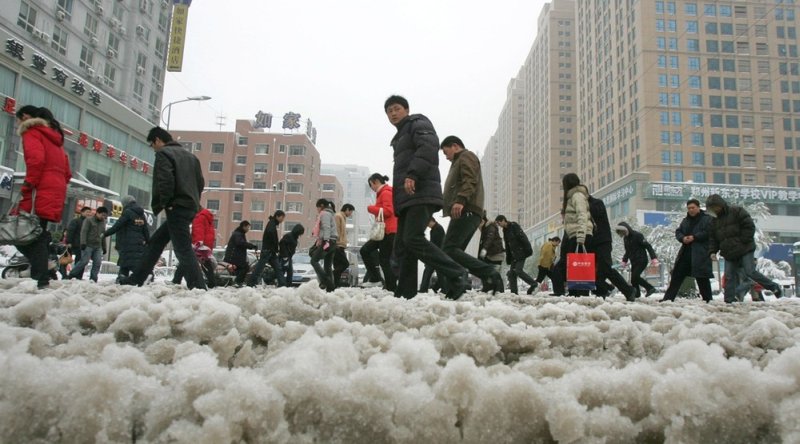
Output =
[
  {"x1": 40, "y1": 33, "x2": 51, "y2": 44},
  {"x1": 136, "y1": 65, "x2": 145, "y2": 75},
  {"x1": 56, "y1": 10, "x2": 66, "y2": 21},
  {"x1": 32, "y1": 28, "x2": 43, "y2": 39},
  {"x1": 107, "y1": 48, "x2": 117, "y2": 58},
  {"x1": 119, "y1": 26, "x2": 127, "y2": 35},
  {"x1": 96, "y1": 5, "x2": 104, "y2": 15},
  {"x1": 139, "y1": 0, "x2": 149, "y2": 13},
  {"x1": 110, "y1": 18, "x2": 121, "y2": 29},
  {"x1": 154, "y1": 81, "x2": 162, "y2": 91},
  {"x1": 90, "y1": 36, "x2": 99, "y2": 47},
  {"x1": 87, "y1": 67, "x2": 96, "y2": 76},
  {"x1": 94, "y1": 74, "x2": 103, "y2": 82},
  {"x1": 135, "y1": 25, "x2": 145, "y2": 36}
]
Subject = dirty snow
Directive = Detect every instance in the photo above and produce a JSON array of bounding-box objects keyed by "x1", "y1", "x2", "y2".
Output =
[{"x1": 1, "y1": 278, "x2": 799, "y2": 443}]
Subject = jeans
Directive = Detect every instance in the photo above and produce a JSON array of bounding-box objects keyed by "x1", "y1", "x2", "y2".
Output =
[
  {"x1": 16, "y1": 219, "x2": 51, "y2": 287},
  {"x1": 130, "y1": 207, "x2": 206, "y2": 290},
  {"x1": 360, "y1": 234, "x2": 397, "y2": 291},
  {"x1": 68, "y1": 246, "x2": 103, "y2": 282},
  {"x1": 394, "y1": 205, "x2": 465, "y2": 298},
  {"x1": 725, "y1": 250, "x2": 779, "y2": 303},
  {"x1": 442, "y1": 212, "x2": 496, "y2": 280},
  {"x1": 311, "y1": 243, "x2": 335, "y2": 290},
  {"x1": 663, "y1": 253, "x2": 712, "y2": 301},
  {"x1": 249, "y1": 250, "x2": 285, "y2": 287},
  {"x1": 507, "y1": 259, "x2": 536, "y2": 294}
]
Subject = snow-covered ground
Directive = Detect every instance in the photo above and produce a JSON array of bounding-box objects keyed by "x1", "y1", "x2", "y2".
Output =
[{"x1": 1, "y1": 279, "x2": 799, "y2": 443}]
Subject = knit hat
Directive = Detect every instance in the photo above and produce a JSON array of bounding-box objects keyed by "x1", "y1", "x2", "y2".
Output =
[{"x1": 121, "y1": 195, "x2": 136, "y2": 206}]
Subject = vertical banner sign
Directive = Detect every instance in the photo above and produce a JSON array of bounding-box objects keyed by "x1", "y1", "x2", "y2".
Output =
[{"x1": 167, "y1": 0, "x2": 192, "y2": 72}]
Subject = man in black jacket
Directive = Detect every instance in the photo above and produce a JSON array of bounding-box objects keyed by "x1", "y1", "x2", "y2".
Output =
[
  {"x1": 122, "y1": 127, "x2": 207, "y2": 290},
  {"x1": 64, "y1": 206, "x2": 92, "y2": 278},
  {"x1": 385, "y1": 95, "x2": 466, "y2": 299},
  {"x1": 224, "y1": 221, "x2": 258, "y2": 286},
  {"x1": 249, "y1": 210, "x2": 285, "y2": 287},
  {"x1": 707, "y1": 194, "x2": 782, "y2": 303},
  {"x1": 615, "y1": 221, "x2": 658, "y2": 296},
  {"x1": 496, "y1": 215, "x2": 536, "y2": 294},
  {"x1": 661, "y1": 199, "x2": 714, "y2": 302},
  {"x1": 279, "y1": 223, "x2": 305, "y2": 286},
  {"x1": 104, "y1": 195, "x2": 150, "y2": 283}
]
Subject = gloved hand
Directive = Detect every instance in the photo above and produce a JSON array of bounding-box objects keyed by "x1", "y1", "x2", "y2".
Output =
[{"x1": 479, "y1": 249, "x2": 487, "y2": 259}]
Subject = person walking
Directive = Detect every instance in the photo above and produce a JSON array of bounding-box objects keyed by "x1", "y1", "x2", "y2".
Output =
[
  {"x1": 706, "y1": 194, "x2": 783, "y2": 303},
  {"x1": 310, "y1": 199, "x2": 337, "y2": 292},
  {"x1": 68, "y1": 206, "x2": 108, "y2": 282},
  {"x1": 65, "y1": 206, "x2": 92, "y2": 279},
  {"x1": 615, "y1": 222, "x2": 658, "y2": 297},
  {"x1": 14, "y1": 105, "x2": 72, "y2": 289},
  {"x1": 419, "y1": 217, "x2": 446, "y2": 293},
  {"x1": 360, "y1": 174, "x2": 398, "y2": 291},
  {"x1": 440, "y1": 136, "x2": 503, "y2": 294},
  {"x1": 661, "y1": 199, "x2": 714, "y2": 302},
  {"x1": 561, "y1": 173, "x2": 637, "y2": 300},
  {"x1": 223, "y1": 221, "x2": 258, "y2": 286},
  {"x1": 278, "y1": 224, "x2": 305, "y2": 286},
  {"x1": 120, "y1": 127, "x2": 207, "y2": 290},
  {"x1": 333, "y1": 204, "x2": 355, "y2": 287},
  {"x1": 249, "y1": 210, "x2": 286, "y2": 287},
  {"x1": 103, "y1": 195, "x2": 149, "y2": 283},
  {"x1": 530, "y1": 236, "x2": 560, "y2": 293},
  {"x1": 172, "y1": 206, "x2": 217, "y2": 287},
  {"x1": 495, "y1": 215, "x2": 536, "y2": 295},
  {"x1": 384, "y1": 95, "x2": 467, "y2": 299},
  {"x1": 478, "y1": 214, "x2": 505, "y2": 292}
]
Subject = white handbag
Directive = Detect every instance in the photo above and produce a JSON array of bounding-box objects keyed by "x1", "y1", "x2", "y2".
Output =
[{"x1": 369, "y1": 208, "x2": 385, "y2": 241}]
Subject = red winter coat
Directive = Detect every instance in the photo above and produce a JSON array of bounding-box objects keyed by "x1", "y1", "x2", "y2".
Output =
[
  {"x1": 192, "y1": 208, "x2": 216, "y2": 248},
  {"x1": 18, "y1": 118, "x2": 72, "y2": 222},
  {"x1": 367, "y1": 184, "x2": 398, "y2": 234}
]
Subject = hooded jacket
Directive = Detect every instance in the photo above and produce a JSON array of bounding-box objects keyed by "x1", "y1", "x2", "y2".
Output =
[
  {"x1": 192, "y1": 208, "x2": 216, "y2": 248},
  {"x1": 261, "y1": 216, "x2": 281, "y2": 253},
  {"x1": 104, "y1": 200, "x2": 149, "y2": 265},
  {"x1": 617, "y1": 222, "x2": 657, "y2": 266},
  {"x1": 279, "y1": 224, "x2": 304, "y2": 259},
  {"x1": 442, "y1": 149, "x2": 484, "y2": 218},
  {"x1": 707, "y1": 194, "x2": 756, "y2": 260},
  {"x1": 223, "y1": 227, "x2": 257, "y2": 266},
  {"x1": 368, "y1": 184, "x2": 398, "y2": 234},
  {"x1": 17, "y1": 118, "x2": 72, "y2": 222},
  {"x1": 675, "y1": 209, "x2": 714, "y2": 278},
  {"x1": 503, "y1": 221, "x2": 532, "y2": 263},
  {"x1": 390, "y1": 114, "x2": 443, "y2": 213},
  {"x1": 151, "y1": 141, "x2": 204, "y2": 215},
  {"x1": 563, "y1": 185, "x2": 594, "y2": 244}
]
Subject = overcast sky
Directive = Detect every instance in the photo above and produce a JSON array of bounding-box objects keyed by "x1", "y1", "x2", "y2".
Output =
[{"x1": 163, "y1": 0, "x2": 547, "y2": 179}]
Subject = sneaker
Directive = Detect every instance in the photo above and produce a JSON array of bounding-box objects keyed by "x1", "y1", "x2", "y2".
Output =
[{"x1": 527, "y1": 282, "x2": 538, "y2": 295}]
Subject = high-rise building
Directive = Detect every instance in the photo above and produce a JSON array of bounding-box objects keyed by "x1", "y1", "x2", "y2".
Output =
[
  {"x1": 0, "y1": 0, "x2": 176, "y2": 230},
  {"x1": 172, "y1": 119, "x2": 342, "y2": 251},
  {"x1": 320, "y1": 164, "x2": 373, "y2": 247},
  {"x1": 481, "y1": 134, "x2": 500, "y2": 217}
]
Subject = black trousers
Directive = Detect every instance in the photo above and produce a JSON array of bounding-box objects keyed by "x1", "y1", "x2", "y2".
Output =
[
  {"x1": 16, "y1": 219, "x2": 51, "y2": 287},
  {"x1": 394, "y1": 205, "x2": 465, "y2": 298},
  {"x1": 535, "y1": 266, "x2": 552, "y2": 284},
  {"x1": 663, "y1": 254, "x2": 712, "y2": 301},
  {"x1": 249, "y1": 250, "x2": 285, "y2": 287},
  {"x1": 173, "y1": 259, "x2": 216, "y2": 288},
  {"x1": 360, "y1": 234, "x2": 397, "y2": 291},
  {"x1": 630, "y1": 261, "x2": 655, "y2": 293},
  {"x1": 590, "y1": 238, "x2": 632, "y2": 298},
  {"x1": 333, "y1": 246, "x2": 350, "y2": 287},
  {"x1": 507, "y1": 259, "x2": 536, "y2": 294},
  {"x1": 442, "y1": 212, "x2": 496, "y2": 280},
  {"x1": 130, "y1": 207, "x2": 206, "y2": 290}
]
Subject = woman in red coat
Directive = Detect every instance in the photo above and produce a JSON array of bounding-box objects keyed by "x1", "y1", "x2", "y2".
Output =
[
  {"x1": 359, "y1": 173, "x2": 398, "y2": 291},
  {"x1": 191, "y1": 207, "x2": 216, "y2": 248},
  {"x1": 172, "y1": 207, "x2": 217, "y2": 286},
  {"x1": 15, "y1": 105, "x2": 72, "y2": 289}
]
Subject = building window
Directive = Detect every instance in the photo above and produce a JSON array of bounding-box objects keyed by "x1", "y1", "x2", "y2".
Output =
[
  {"x1": 208, "y1": 180, "x2": 221, "y2": 187},
  {"x1": 693, "y1": 172, "x2": 706, "y2": 183},
  {"x1": 133, "y1": 79, "x2": 143, "y2": 102},
  {"x1": 136, "y1": 52, "x2": 148, "y2": 72},
  {"x1": 211, "y1": 143, "x2": 225, "y2": 154},
  {"x1": 237, "y1": 135, "x2": 248, "y2": 146},
  {"x1": 254, "y1": 163, "x2": 268, "y2": 173},
  {"x1": 232, "y1": 212, "x2": 242, "y2": 221},
  {"x1": 287, "y1": 202, "x2": 303, "y2": 213},
  {"x1": 728, "y1": 173, "x2": 741, "y2": 185},
  {"x1": 692, "y1": 152, "x2": 705, "y2": 165},
  {"x1": 51, "y1": 26, "x2": 68, "y2": 55},
  {"x1": 255, "y1": 144, "x2": 269, "y2": 154},
  {"x1": 712, "y1": 153, "x2": 725, "y2": 166},
  {"x1": 209, "y1": 162, "x2": 223, "y2": 172},
  {"x1": 743, "y1": 154, "x2": 757, "y2": 168},
  {"x1": 206, "y1": 200, "x2": 220, "y2": 211},
  {"x1": 57, "y1": 0, "x2": 73, "y2": 18},
  {"x1": 253, "y1": 182, "x2": 266, "y2": 189},
  {"x1": 251, "y1": 200, "x2": 265, "y2": 212},
  {"x1": 288, "y1": 164, "x2": 304, "y2": 174},
  {"x1": 713, "y1": 172, "x2": 726, "y2": 184},
  {"x1": 84, "y1": 12, "x2": 98, "y2": 38},
  {"x1": 155, "y1": 38, "x2": 166, "y2": 59},
  {"x1": 232, "y1": 193, "x2": 243, "y2": 203},
  {"x1": 289, "y1": 145, "x2": 306, "y2": 156},
  {"x1": 745, "y1": 174, "x2": 757, "y2": 184},
  {"x1": 79, "y1": 46, "x2": 94, "y2": 70},
  {"x1": 277, "y1": 163, "x2": 284, "y2": 172},
  {"x1": 279, "y1": 144, "x2": 286, "y2": 153},
  {"x1": 234, "y1": 174, "x2": 245, "y2": 184},
  {"x1": 236, "y1": 156, "x2": 247, "y2": 165},
  {"x1": 728, "y1": 154, "x2": 741, "y2": 167},
  {"x1": 17, "y1": 1, "x2": 37, "y2": 33},
  {"x1": 103, "y1": 63, "x2": 116, "y2": 88},
  {"x1": 287, "y1": 182, "x2": 304, "y2": 193},
  {"x1": 322, "y1": 183, "x2": 336, "y2": 192}
]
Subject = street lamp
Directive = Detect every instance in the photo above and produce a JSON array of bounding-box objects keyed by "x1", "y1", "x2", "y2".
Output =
[{"x1": 161, "y1": 95, "x2": 211, "y2": 130}]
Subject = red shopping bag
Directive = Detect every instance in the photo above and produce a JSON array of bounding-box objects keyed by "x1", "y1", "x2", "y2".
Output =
[{"x1": 567, "y1": 248, "x2": 596, "y2": 291}]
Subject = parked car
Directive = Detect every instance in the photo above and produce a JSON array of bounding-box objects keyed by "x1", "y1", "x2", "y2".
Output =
[{"x1": 290, "y1": 253, "x2": 316, "y2": 286}]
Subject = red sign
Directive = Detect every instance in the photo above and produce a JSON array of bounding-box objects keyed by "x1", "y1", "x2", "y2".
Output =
[
  {"x1": 106, "y1": 145, "x2": 116, "y2": 159},
  {"x1": 78, "y1": 132, "x2": 89, "y2": 147},
  {"x1": 3, "y1": 97, "x2": 16, "y2": 114}
]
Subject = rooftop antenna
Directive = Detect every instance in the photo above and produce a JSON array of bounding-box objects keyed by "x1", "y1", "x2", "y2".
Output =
[{"x1": 215, "y1": 114, "x2": 226, "y2": 131}]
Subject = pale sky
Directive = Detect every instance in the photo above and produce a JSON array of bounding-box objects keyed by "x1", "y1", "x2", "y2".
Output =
[{"x1": 163, "y1": 0, "x2": 548, "y2": 179}]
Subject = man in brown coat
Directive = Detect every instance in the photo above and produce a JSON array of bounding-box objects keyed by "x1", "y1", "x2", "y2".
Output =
[{"x1": 530, "y1": 236, "x2": 560, "y2": 293}]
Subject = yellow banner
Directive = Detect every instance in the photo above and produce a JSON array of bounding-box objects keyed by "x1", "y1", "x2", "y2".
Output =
[{"x1": 167, "y1": 4, "x2": 189, "y2": 72}]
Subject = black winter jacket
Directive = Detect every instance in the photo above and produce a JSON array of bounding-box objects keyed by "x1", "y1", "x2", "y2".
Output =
[
  {"x1": 503, "y1": 221, "x2": 532, "y2": 263},
  {"x1": 223, "y1": 227, "x2": 256, "y2": 266},
  {"x1": 588, "y1": 196, "x2": 612, "y2": 246},
  {"x1": 675, "y1": 210, "x2": 714, "y2": 278},
  {"x1": 261, "y1": 217, "x2": 280, "y2": 254},
  {"x1": 66, "y1": 215, "x2": 85, "y2": 247},
  {"x1": 707, "y1": 195, "x2": 756, "y2": 260},
  {"x1": 479, "y1": 222, "x2": 504, "y2": 257},
  {"x1": 390, "y1": 114, "x2": 443, "y2": 213},
  {"x1": 618, "y1": 222, "x2": 656, "y2": 266},
  {"x1": 151, "y1": 142, "x2": 205, "y2": 215},
  {"x1": 104, "y1": 203, "x2": 150, "y2": 267},
  {"x1": 279, "y1": 224, "x2": 305, "y2": 259}
]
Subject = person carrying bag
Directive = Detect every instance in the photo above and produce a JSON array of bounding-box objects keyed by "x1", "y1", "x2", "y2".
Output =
[
  {"x1": 0, "y1": 188, "x2": 42, "y2": 246},
  {"x1": 370, "y1": 208, "x2": 385, "y2": 241}
]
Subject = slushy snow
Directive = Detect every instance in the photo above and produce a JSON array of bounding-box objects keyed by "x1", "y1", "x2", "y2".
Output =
[{"x1": 1, "y1": 278, "x2": 799, "y2": 443}]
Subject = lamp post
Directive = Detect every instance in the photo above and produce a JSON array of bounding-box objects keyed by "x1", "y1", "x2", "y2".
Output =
[{"x1": 161, "y1": 95, "x2": 211, "y2": 130}]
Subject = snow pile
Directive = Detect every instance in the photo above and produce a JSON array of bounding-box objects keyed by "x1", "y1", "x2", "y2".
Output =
[{"x1": 1, "y1": 279, "x2": 800, "y2": 443}]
